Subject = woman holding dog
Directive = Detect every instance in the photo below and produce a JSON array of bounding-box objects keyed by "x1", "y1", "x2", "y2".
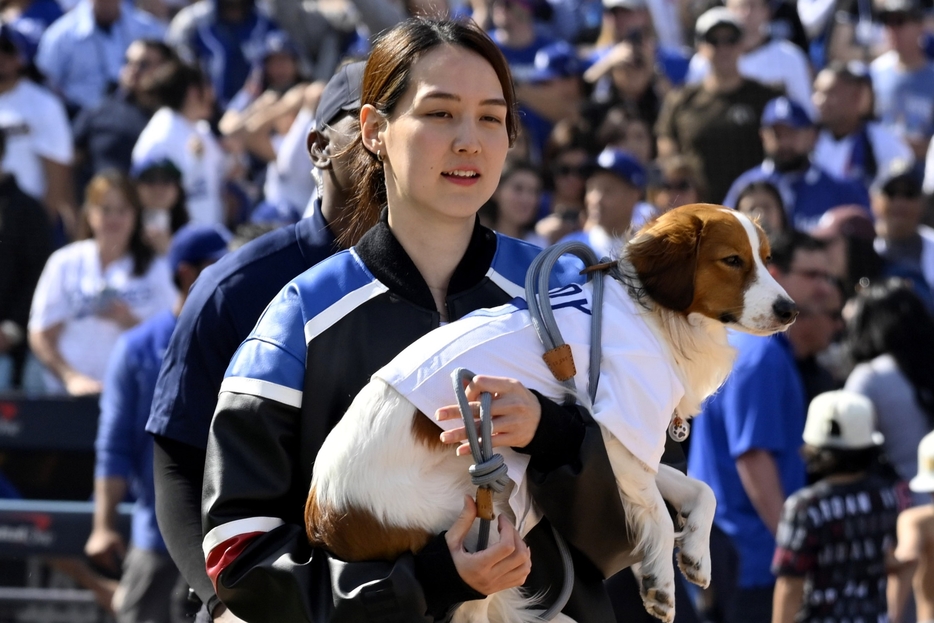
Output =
[{"x1": 202, "y1": 17, "x2": 633, "y2": 623}]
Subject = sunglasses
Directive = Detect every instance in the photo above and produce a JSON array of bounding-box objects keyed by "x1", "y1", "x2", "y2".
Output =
[
  {"x1": 555, "y1": 164, "x2": 588, "y2": 177},
  {"x1": 883, "y1": 185, "x2": 921, "y2": 199},
  {"x1": 881, "y1": 12, "x2": 920, "y2": 27},
  {"x1": 661, "y1": 179, "x2": 692, "y2": 192},
  {"x1": 704, "y1": 32, "x2": 741, "y2": 47}
]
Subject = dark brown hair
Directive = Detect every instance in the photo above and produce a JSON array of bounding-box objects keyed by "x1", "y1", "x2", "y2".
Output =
[
  {"x1": 341, "y1": 17, "x2": 518, "y2": 246},
  {"x1": 79, "y1": 169, "x2": 155, "y2": 276}
]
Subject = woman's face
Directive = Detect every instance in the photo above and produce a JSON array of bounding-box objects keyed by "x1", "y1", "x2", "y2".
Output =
[
  {"x1": 375, "y1": 44, "x2": 510, "y2": 227},
  {"x1": 552, "y1": 148, "x2": 588, "y2": 203},
  {"x1": 87, "y1": 187, "x2": 136, "y2": 251},
  {"x1": 737, "y1": 189, "x2": 784, "y2": 236},
  {"x1": 495, "y1": 169, "x2": 541, "y2": 228},
  {"x1": 653, "y1": 175, "x2": 698, "y2": 211},
  {"x1": 137, "y1": 177, "x2": 180, "y2": 212},
  {"x1": 264, "y1": 52, "x2": 299, "y2": 91},
  {"x1": 622, "y1": 119, "x2": 652, "y2": 164},
  {"x1": 585, "y1": 171, "x2": 639, "y2": 235}
]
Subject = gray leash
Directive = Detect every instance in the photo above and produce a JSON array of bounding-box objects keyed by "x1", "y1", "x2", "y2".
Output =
[
  {"x1": 449, "y1": 243, "x2": 618, "y2": 620},
  {"x1": 524, "y1": 242, "x2": 615, "y2": 407},
  {"x1": 450, "y1": 367, "x2": 510, "y2": 551}
]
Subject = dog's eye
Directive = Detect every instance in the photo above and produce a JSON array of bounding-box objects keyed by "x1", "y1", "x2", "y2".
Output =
[{"x1": 721, "y1": 255, "x2": 744, "y2": 268}]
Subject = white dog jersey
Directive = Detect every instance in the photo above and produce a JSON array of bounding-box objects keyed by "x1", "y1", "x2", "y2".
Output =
[{"x1": 374, "y1": 278, "x2": 684, "y2": 491}]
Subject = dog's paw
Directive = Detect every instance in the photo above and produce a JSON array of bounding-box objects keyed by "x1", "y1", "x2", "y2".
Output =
[
  {"x1": 676, "y1": 548, "x2": 710, "y2": 589},
  {"x1": 675, "y1": 515, "x2": 711, "y2": 588},
  {"x1": 639, "y1": 573, "x2": 675, "y2": 623}
]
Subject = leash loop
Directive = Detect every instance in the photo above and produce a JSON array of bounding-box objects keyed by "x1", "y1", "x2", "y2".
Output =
[{"x1": 451, "y1": 367, "x2": 508, "y2": 550}]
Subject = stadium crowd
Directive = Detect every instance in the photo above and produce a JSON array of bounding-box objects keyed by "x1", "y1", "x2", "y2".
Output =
[{"x1": 1, "y1": 0, "x2": 934, "y2": 621}]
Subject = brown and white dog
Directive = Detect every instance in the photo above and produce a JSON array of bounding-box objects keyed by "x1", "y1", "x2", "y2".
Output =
[{"x1": 305, "y1": 204, "x2": 797, "y2": 623}]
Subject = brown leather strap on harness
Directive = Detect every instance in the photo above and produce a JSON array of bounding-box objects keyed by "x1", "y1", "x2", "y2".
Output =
[
  {"x1": 579, "y1": 260, "x2": 618, "y2": 276},
  {"x1": 539, "y1": 260, "x2": 617, "y2": 383}
]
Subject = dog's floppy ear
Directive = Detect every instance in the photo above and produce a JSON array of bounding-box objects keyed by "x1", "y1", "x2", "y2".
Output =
[{"x1": 628, "y1": 213, "x2": 704, "y2": 312}]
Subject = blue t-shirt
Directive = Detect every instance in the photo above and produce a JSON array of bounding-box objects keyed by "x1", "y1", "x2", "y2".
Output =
[
  {"x1": 97, "y1": 310, "x2": 177, "y2": 552},
  {"x1": 687, "y1": 331, "x2": 808, "y2": 588},
  {"x1": 146, "y1": 206, "x2": 339, "y2": 448},
  {"x1": 723, "y1": 161, "x2": 870, "y2": 232},
  {"x1": 871, "y1": 58, "x2": 934, "y2": 143}
]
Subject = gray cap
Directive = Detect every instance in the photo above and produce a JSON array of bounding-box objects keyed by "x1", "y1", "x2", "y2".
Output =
[{"x1": 312, "y1": 61, "x2": 366, "y2": 133}]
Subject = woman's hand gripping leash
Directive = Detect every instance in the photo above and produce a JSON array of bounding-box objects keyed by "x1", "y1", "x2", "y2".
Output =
[{"x1": 438, "y1": 369, "x2": 535, "y2": 596}]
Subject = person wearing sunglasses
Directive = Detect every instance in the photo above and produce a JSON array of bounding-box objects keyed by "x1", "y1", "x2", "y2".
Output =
[
  {"x1": 685, "y1": 0, "x2": 815, "y2": 121},
  {"x1": 646, "y1": 155, "x2": 701, "y2": 210},
  {"x1": 656, "y1": 7, "x2": 781, "y2": 204},
  {"x1": 870, "y1": 159, "x2": 934, "y2": 308}
]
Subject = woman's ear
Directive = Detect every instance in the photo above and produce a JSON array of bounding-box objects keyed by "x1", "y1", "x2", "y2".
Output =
[{"x1": 360, "y1": 104, "x2": 385, "y2": 159}]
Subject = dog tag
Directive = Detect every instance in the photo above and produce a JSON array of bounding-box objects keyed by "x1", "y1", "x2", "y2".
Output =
[
  {"x1": 476, "y1": 487, "x2": 495, "y2": 521},
  {"x1": 668, "y1": 415, "x2": 690, "y2": 442}
]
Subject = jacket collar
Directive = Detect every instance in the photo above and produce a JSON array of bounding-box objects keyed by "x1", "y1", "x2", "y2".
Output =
[{"x1": 354, "y1": 209, "x2": 498, "y2": 312}]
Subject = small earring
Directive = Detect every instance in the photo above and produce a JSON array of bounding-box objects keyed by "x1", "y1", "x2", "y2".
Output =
[{"x1": 376, "y1": 149, "x2": 383, "y2": 163}]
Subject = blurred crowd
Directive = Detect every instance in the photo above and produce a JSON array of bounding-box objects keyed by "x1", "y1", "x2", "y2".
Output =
[{"x1": 1, "y1": 0, "x2": 934, "y2": 621}]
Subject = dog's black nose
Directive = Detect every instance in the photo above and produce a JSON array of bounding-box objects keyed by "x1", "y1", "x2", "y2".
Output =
[{"x1": 772, "y1": 298, "x2": 798, "y2": 323}]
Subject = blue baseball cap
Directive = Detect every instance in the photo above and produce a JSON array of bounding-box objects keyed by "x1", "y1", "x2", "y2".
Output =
[
  {"x1": 589, "y1": 148, "x2": 646, "y2": 189},
  {"x1": 529, "y1": 42, "x2": 583, "y2": 83},
  {"x1": 259, "y1": 31, "x2": 299, "y2": 61},
  {"x1": 761, "y1": 96, "x2": 813, "y2": 129},
  {"x1": 168, "y1": 224, "x2": 232, "y2": 274}
]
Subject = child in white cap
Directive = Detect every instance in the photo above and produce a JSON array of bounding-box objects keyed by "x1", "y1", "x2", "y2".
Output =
[
  {"x1": 889, "y1": 431, "x2": 934, "y2": 623},
  {"x1": 771, "y1": 390, "x2": 907, "y2": 623}
]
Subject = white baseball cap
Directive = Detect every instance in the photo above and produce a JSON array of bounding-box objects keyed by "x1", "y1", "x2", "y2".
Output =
[
  {"x1": 802, "y1": 391, "x2": 884, "y2": 450},
  {"x1": 910, "y1": 431, "x2": 934, "y2": 493}
]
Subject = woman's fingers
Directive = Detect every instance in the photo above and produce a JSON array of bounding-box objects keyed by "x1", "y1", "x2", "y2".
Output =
[
  {"x1": 435, "y1": 375, "x2": 542, "y2": 450},
  {"x1": 449, "y1": 510, "x2": 532, "y2": 594}
]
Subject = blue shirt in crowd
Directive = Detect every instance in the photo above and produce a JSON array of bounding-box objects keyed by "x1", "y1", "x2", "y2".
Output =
[
  {"x1": 146, "y1": 205, "x2": 339, "y2": 448},
  {"x1": 36, "y1": 0, "x2": 165, "y2": 112},
  {"x1": 96, "y1": 309, "x2": 177, "y2": 552},
  {"x1": 687, "y1": 331, "x2": 808, "y2": 589},
  {"x1": 871, "y1": 57, "x2": 934, "y2": 145},
  {"x1": 722, "y1": 160, "x2": 870, "y2": 232}
]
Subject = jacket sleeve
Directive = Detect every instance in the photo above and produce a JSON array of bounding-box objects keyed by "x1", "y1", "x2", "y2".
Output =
[
  {"x1": 520, "y1": 399, "x2": 637, "y2": 579},
  {"x1": 152, "y1": 436, "x2": 221, "y2": 613},
  {"x1": 203, "y1": 392, "x2": 482, "y2": 622}
]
